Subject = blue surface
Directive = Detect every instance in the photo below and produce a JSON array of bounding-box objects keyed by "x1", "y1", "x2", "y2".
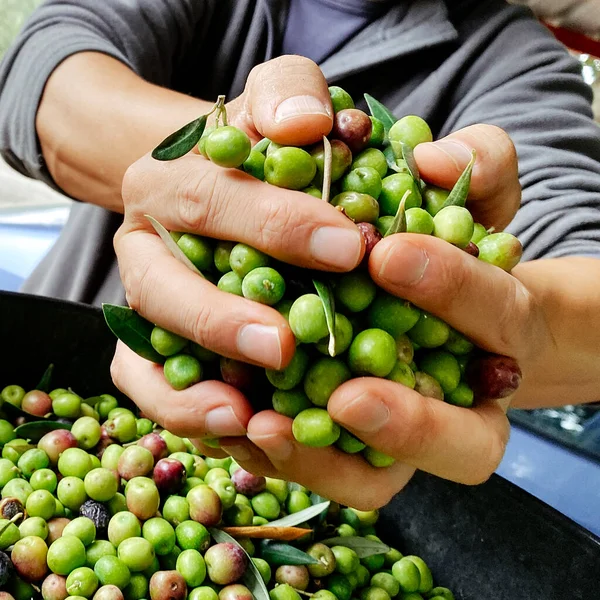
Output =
[{"x1": 2, "y1": 219, "x2": 600, "y2": 537}]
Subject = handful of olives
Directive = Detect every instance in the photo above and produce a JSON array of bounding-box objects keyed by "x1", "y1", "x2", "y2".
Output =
[{"x1": 105, "y1": 87, "x2": 523, "y2": 465}]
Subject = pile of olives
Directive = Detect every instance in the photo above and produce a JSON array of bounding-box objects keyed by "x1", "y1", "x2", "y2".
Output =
[
  {"x1": 0, "y1": 382, "x2": 455, "y2": 600},
  {"x1": 108, "y1": 87, "x2": 523, "y2": 465}
]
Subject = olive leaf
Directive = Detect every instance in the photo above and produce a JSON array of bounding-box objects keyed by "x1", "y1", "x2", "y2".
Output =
[
  {"x1": 259, "y1": 541, "x2": 319, "y2": 566},
  {"x1": 35, "y1": 364, "x2": 54, "y2": 393},
  {"x1": 266, "y1": 501, "x2": 331, "y2": 528},
  {"x1": 441, "y1": 150, "x2": 477, "y2": 209},
  {"x1": 253, "y1": 137, "x2": 271, "y2": 154},
  {"x1": 310, "y1": 493, "x2": 330, "y2": 525},
  {"x1": 145, "y1": 215, "x2": 205, "y2": 278},
  {"x1": 210, "y1": 528, "x2": 270, "y2": 600},
  {"x1": 312, "y1": 280, "x2": 337, "y2": 357},
  {"x1": 321, "y1": 536, "x2": 390, "y2": 558},
  {"x1": 384, "y1": 191, "x2": 411, "y2": 237},
  {"x1": 1, "y1": 401, "x2": 29, "y2": 420},
  {"x1": 102, "y1": 304, "x2": 165, "y2": 364},
  {"x1": 14, "y1": 421, "x2": 71, "y2": 442},
  {"x1": 151, "y1": 115, "x2": 208, "y2": 161},
  {"x1": 221, "y1": 526, "x2": 309, "y2": 541},
  {"x1": 383, "y1": 145, "x2": 410, "y2": 175},
  {"x1": 364, "y1": 94, "x2": 397, "y2": 133},
  {"x1": 321, "y1": 136, "x2": 333, "y2": 204},
  {"x1": 400, "y1": 143, "x2": 420, "y2": 182}
]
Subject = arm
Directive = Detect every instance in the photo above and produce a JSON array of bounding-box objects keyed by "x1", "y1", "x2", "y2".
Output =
[{"x1": 0, "y1": 0, "x2": 208, "y2": 212}]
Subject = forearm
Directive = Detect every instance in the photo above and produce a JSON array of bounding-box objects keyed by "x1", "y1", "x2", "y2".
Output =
[
  {"x1": 36, "y1": 52, "x2": 212, "y2": 212},
  {"x1": 511, "y1": 257, "x2": 600, "y2": 408}
]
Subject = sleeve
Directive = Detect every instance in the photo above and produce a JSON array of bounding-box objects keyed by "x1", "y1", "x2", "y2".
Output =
[
  {"x1": 0, "y1": 0, "x2": 206, "y2": 187},
  {"x1": 441, "y1": 4, "x2": 600, "y2": 260}
]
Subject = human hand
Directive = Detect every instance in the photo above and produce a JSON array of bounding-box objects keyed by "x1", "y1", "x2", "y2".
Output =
[
  {"x1": 208, "y1": 125, "x2": 548, "y2": 510},
  {"x1": 111, "y1": 55, "x2": 365, "y2": 443}
]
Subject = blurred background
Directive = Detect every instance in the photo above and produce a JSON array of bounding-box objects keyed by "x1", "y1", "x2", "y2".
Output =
[{"x1": 1, "y1": 0, "x2": 600, "y2": 536}]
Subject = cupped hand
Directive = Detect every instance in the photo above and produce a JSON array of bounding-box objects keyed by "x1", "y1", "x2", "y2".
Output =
[
  {"x1": 110, "y1": 55, "x2": 365, "y2": 442},
  {"x1": 213, "y1": 124, "x2": 553, "y2": 510}
]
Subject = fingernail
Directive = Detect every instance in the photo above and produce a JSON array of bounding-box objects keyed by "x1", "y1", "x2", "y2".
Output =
[
  {"x1": 275, "y1": 95, "x2": 332, "y2": 123},
  {"x1": 378, "y1": 242, "x2": 429, "y2": 286},
  {"x1": 311, "y1": 227, "x2": 363, "y2": 270},
  {"x1": 205, "y1": 406, "x2": 246, "y2": 437},
  {"x1": 222, "y1": 445, "x2": 252, "y2": 462},
  {"x1": 247, "y1": 433, "x2": 293, "y2": 461},
  {"x1": 429, "y1": 140, "x2": 473, "y2": 170},
  {"x1": 335, "y1": 393, "x2": 390, "y2": 434},
  {"x1": 237, "y1": 324, "x2": 283, "y2": 368}
]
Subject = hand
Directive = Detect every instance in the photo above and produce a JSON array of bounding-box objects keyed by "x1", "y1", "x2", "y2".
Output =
[
  {"x1": 111, "y1": 55, "x2": 364, "y2": 442},
  {"x1": 211, "y1": 125, "x2": 551, "y2": 510}
]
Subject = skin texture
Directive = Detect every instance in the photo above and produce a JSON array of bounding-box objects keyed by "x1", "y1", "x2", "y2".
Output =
[{"x1": 38, "y1": 52, "x2": 600, "y2": 510}]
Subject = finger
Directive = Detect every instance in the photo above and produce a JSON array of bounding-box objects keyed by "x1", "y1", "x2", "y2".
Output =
[
  {"x1": 189, "y1": 439, "x2": 231, "y2": 460},
  {"x1": 328, "y1": 378, "x2": 511, "y2": 485},
  {"x1": 117, "y1": 232, "x2": 295, "y2": 369},
  {"x1": 246, "y1": 411, "x2": 416, "y2": 511},
  {"x1": 110, "y1": 341, "x2": 253, "y2": 439},
  {"x1": 414, "y1": 124, "x2": 520, "y2": 230},
  {"x1": 241, "y1": 55, "x2": 333, "y2": 147},
  {"x1": 122, "y1": 153, "x2": 364, "y2": 273},
  {"x1": 218, "y1": 438, "x2": 280, "y2": 479},
  {"x1": 369, "y1": 233, "x2": 540, "y2": 358}
]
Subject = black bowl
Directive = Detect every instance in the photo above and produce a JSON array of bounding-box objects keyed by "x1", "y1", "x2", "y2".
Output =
[{"x1": 1, "y1": 291, "x2": 599, "y2": 599}]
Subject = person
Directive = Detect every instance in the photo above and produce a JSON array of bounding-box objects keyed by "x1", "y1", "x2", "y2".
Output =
[{"x1": 1, "y1": 0, "x2": 600, "y2": 510}]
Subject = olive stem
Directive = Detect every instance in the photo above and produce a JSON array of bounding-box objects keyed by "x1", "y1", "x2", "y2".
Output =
[{"x1": 0, "y1": 512, "x2": 24, "y2": 537}]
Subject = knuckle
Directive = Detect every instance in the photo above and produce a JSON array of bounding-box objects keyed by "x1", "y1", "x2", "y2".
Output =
[
  {"x1": 392, "y1": 398, "x2": 438, "y2": 460},
  {"x1": 123, "y1": 255, "x2": 154, "y2": 314},
  {"x1": 255, "y1": 199, "x2": 299, "y2": 251},
  {"x1": 121, "y1": 158, "x2": 151, "y2": 208},
  {"x1": 464, "y1": 414, "x2": 510, "y2": 485},
  {"x1": 175, "y1": 167, "x2": 221, "y2": 233},
  {"x1": 184, "y1": 301, "x2": 216, "y2": 349},
  {"x1": 495, "y1": 279, "x2": 534, "y2": 354},
  {"x1": 109, "y1": 355, "x2": 124, "y2": 391}
]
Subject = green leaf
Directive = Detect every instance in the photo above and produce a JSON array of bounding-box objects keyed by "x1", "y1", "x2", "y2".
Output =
[
  {"x1": 14, "y1": 421, "x2": 71, "y2": 442},
  {"x1": 385, "y1": 190, "x2": 410, "y2": 237},
  {"x1": 151, "y1": 115, "x2": 207, "y2": 161},
  {"x1": 145, "y1": 215, "x2": 204, "y2": 278},
  {"x1": 321, "y1": 136, "x2": 333, "y2": 204},
  {"x1": 266, "y1": 501, "x2": 330, "y2": 528},
  {"x1": 313, "y1": 280, "x2": 337, "y2": 357},
  {"x1": 260, "y1": 541, "x2": 319, "y2": 566},
  {"x1": 210, "y1": 529, "x2": 270, "y2": 600},
  {"x1": 383, "y1": 145, "x2": 410, "y2": 174},
  {"x1": 102, "y1": 304, "x2": 165, "y2": 364},
  {"x1": 253, "y1": 138, "x2": 271, "y2": 154},
  {"x1": 321, "y1": 536, "x2": 390, "y2": 558},
  {"x1": 441, "y1": 150, "x2": 477, "y2": 209},
  {"x1": 400, "y1": 143, "x2": 420, "y2": 182},
  {"x1": 1, "y1": 401, "x2": 29, "y2": 420},
  {"x1": 364, "y1": 94, "x2": 397, "y2": 134},
  {"x1": 310, "y1": 493, "x2": 330, "y2": 525},
  {"x1": 35, "y1": 364, "x2": 54, "y2": 392}
]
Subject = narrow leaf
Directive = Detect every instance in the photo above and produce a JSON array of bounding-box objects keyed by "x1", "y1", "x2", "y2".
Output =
[
  {"x1": 288, "y1": 482, "x2": 306, "y2": 493},
  {"x1": 312, "y1": 280, "x2": 337, "y2": 357},
  {"x1": 210, "y1": 529, "x2": 270, "y2": 600},
  {"x1": 310, "y1": 493, "x2": 330, "y2": 525},
  {"x1": 266, "y1": 501, "x2": 331, "y2": 528},
  {"x1": 441, "y1": 150, "x2": 477, "y2": 209},
  {"x1": 102, "y1": 304, "x2": 165, "y2": 364},
  {"x1": 383, "y1": 145, "x2": 410, "y2": 174},
  {"x1": 321, "y1": 536, "x2": 390, "y2": 558},
  {"x1": 321, "y1": 136, "x2": 333, "y2": 204},
  {"x1": 364, "y1": 94, "x2": 397, "y2": 133},
  {"x1": 253, "y1": 138, "x2": 271, "y2": 154},
  {"x1": 35, "y1": 364, "x2": 54, "y2": 392},
  {"x1": 385, "y1": 191, "x2": 411, "y2": 237},
  {"x1": 15, "y1": 421, "x2": 71, "y2": 442},
  {"x1": 260, "y1": 541, "x2": 319, "y2": 566},
  {"x1": 221, "y1": 526, "x2": 309, "y2": 541},
  {"x1": 401, "y1": 143, "x2": 420, "y2": 182},
  {"x1": 1, "y1": 401, "x2": 30, "y2": 420},
  {"x1": 145, "y1": 215, "x2": 205, "y2": 278},
  {"x1": 152, "y1": 115, "x2": 207, "y2": 161}
]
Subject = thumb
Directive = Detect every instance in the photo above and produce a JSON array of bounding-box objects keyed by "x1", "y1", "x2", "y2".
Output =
[
  {"x1": 413, "y1": 124, "x2": 521, "y2": 230},
  {"x1": 241, "y1": 55, "x2": 333, "y2": 147}
]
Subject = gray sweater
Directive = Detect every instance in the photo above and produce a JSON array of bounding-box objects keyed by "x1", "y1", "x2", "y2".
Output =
[{"x1": 1, "y1": 0, "x2": 600, "y2": 306}]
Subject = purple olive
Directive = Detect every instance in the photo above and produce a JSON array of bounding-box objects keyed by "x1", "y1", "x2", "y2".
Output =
[
  {"x1": 41, "y1": 574, "x2": 69, "y2": 600},
  {"x1": 357, "y1": 222, "x2": 382, "y2": 267},
  {"x1": 149, "y1": 570, "x2": 187, "y2": 600},
  {"x1": 93, "y1": 586, "x2": 125, "y2": 600},
  {"x1": 38, "y1": 430, "x2": 78, "y2": 465},
  {"x1": 205, "y1": 543, "x2": 248, "y2": 585},
  {"x1": 153, "y1": 458, "x2": 187, "y2": 495},
  {"x1": 187, "y1": 485, "x2": 222, "y2": 526},
  {"x1": 467, "y1": 354, "x2": 522, "y2": 401},
  {"x1": 463, "y1": 241, "x2": 480, "y2": 257},
  {"x1": 220, "y1": 358, "x2": 255, "y2": 391},
  {"x1": 231, "y1": 468, "x2": 266, "y2": 497},
  {"x1": 331, "y1": 109, "x2": 372, "y2": 154},
  {"x1": 137, "y1": 433, "x2": 169, "y2": 464},
  {"x1": 21, "y1": 391, "x2": 53, "y2": 417},
  {"x1": 118, "y1": 445, "x2": 154, "y2": 480},
  {"x1": 275, "y1": 565, "x2": 310, "y2": 590},
  {"x1": 219, "y1": 584, "x2": 253, "y2": 600},
  {"x1": 11, "y1": 535, "x2": 48, "y2": 582}
]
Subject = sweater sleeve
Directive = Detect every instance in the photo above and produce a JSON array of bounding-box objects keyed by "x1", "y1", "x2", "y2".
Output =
[
  {"x1": 0, "y1": 0, "x2": 205, "y2": 188},
  {"x1": 441, "y1": 5, "x2": 600, "y2": 260}
]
